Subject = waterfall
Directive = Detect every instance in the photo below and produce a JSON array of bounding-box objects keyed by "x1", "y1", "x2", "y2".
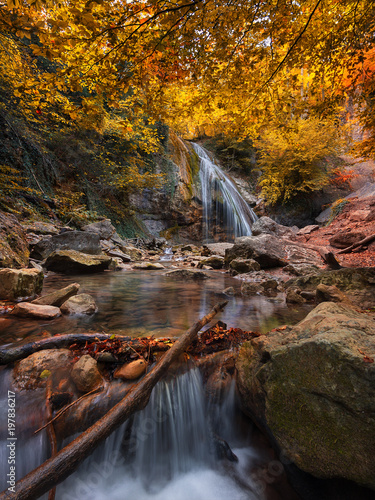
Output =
[
  {"x1": 192, "y1": 143, "x2": 257, "y2": 242},
  {"x1": 57, "y1": 368, "x2": 261, "y2": 500}
]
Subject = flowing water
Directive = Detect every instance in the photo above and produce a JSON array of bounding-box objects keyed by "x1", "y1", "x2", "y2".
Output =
[{"x1": 193, "y1": 143, "x2": 258, "y2": 241}]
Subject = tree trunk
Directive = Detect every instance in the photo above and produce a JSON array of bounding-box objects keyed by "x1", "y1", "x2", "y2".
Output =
[{"x1": 0, "y1": 301, "x2": 227, "y2": 500}]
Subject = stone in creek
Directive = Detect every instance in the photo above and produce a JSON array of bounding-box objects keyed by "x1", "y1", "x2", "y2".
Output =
[
  {"x1": 229, "y1": 258, "x2": 260, "y2": 274},
  {"x1": 60, "y1": 294, "x2": 97, "y2": 315},
  {"x1": 198, "y1": 255, "x2": 224, "y2": 269},
  {"x1": 165, "y1": 269, "x2": 209, "y2": 280},
  {"x1": 133, "y1": 262, "x2": 165, "y2": 270},
  {"x1": 14, "y1": 349, "x2": 72, "y2": 390},
  {"x1": 31, "y1": 231, "x2": 102, "y2": 260},
  {"x1": 107, "y1": 249, "x2": 132, "y2": 262},
  {"x1": 71, "y1": 354, "x2": 103, "y2": 392},
  {"x1": 45, "y1": 250, "x2": 112, "y2": 274},
  {"x1": 11, "y1": 302, "x2": 61, "y2": 319},
  {"x1": 0, "y1": 268, "x2": 43, "y2": 300},
  {"x1": 32, "y1": 283, "x2": 80, "y2": 307},
  {"x1": 114, "y1": 359, "x2": 147, "y2": 380},
  {"x1": 286, "y1": 288, "x2": 306, "y2": 305}
]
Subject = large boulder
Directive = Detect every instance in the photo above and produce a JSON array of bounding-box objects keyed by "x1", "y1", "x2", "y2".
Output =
[
  {"x1": 329, "y1": 230, "x2": 366, "y2": 249},
  {"x1": 202, "y1": 242, "x2": 234, "y2": 257},
  {"x1": 32, "y1": 283, "x2": 80, "y2": 307},
  {"x1": 0, "y1": 268, "x2": 43, "y2": 300},
  {"x1": 11, "y1": 302, "x2": 61, "y2": 319},
  {"x1": 60, "y1": 294, "x2": 97, "y2": 315},
  {"x1": 31, "y1": 231, "x2": 101, "y2": 260},
  {"x1": 82, "y1": 219, "x2": 116, "y2": 240},
  {"x1": 225, "y1": 234, "x2": 288, "y2": 268},
  {"x1": 45, "y1": 250, "x2": 112, "y2": 274},
  {"x1": 13, "y1": 349, "x2": 72, "y2": 389},
  {"x1": 197, "y1": 255, "x2": 224, "y2": 269},
  {"x1": 251, "y1": 216, "x2": 297, "y2": 240},
  {"x1": 237, "y1": 302, "x2": 375, "y2": 489},
  {"x1": 0, "y1": 211, "x2": 29, "y2": 268}
]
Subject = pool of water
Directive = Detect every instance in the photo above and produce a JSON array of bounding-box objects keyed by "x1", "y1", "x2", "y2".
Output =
[{"x1": 0, "y1": 268, "x2": 312, "y2": 346}]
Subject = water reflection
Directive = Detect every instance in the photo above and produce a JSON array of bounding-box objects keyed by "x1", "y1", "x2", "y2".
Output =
[{"x1": 0, "y1": 270, "x2": 312, "y2": 346}]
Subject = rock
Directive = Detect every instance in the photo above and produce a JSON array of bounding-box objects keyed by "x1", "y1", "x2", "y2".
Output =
[
  {"x1": 329, "y1": 230, "x2": 366, "y2": 249},
  {"x1": 201, "y1": 242, "x2": 234, "y2": 257},
  {"x1": 120, "y1": 246, "x2": 145, "y2": 261},
  {"x1": 241, "y1": 281, "x2": 264, "y2": 296},
  {"x1": 71, "y1": 355, "x2": 102, "y2": 392},
  {"x1": 13, "y1": 349, "x2": 72, "y2": 389},
  {"x1": 11, "y1": 302, "x2": 61, "y2": 319},
  {"x1": 251, "y1": 216, "x2": 297, "y2": 240},
  {"x1": 225, "y1": 234, "x2": 287, "y2": 268},
  {"x1": 240, "y1": 273, "x2": 281, "y2": 297},
  {"x1": 22, "y1": 222, "x2": 59, "y2": 235},
  {"x1": 32, "y1": 283, "x2": 80, "y2": 307},
  {"x1": 237, "y1": 302, "x2": 375, "y2": 489},
  {"x1": 0, "y1": 211, "x2": 29, "y2": 268},
  {"x1": 297, "y1": 225, "x2": 320, "y2": 236},
  {"x1": 106, "y1": 249, "x2": 132, "y2": 262},
  {"x1": 165, "y1": 269, "x2": 210, "y2": 280},
  {"x1": 60, "y1": 294, "x2": 97, "y2": 315},
  {"x1": 315, "y1": 284, "x2": 350, "y2": 304},
  {"x1": 222, "y1": 286, "x2": 236, "y2": 296},
  {"x1": 198, "y1": 255, "x2": 224, "y2": 269},
  {"x1": 0, "y1": 268, "x2": 43, "y2": 300},
  {"x1": 96, "y1": 352, "x2": 117, "y2": 363},
  {"x1": 133, "y1": 262, "x2": 165, "y2": 270},
  {"x1": 31, "y1": 231, "x2": 102, "y2": 260},
  {"x1": 82, "y1": 219, "x2": 116, "y2": 240},
  {"x1": 45, "y1": 250, "x2": 112, "y2": 274},
  {"x1": 286, "y1": 288, "x2": 306, "y2": 304},
  {"x1": 283, "y1": 263, "x2": 320, "y2": 276},
  {"x1": 113, "y1": 359, "x2": 147, "y2": 380},
  {"x1": 229, "y1": 258, "x2": 260, "y2": 274}
]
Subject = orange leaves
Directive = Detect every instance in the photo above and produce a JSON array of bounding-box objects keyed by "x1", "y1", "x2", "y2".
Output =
[{"x1": 358, "y1": 348, "x2": 374, "y2": 364}]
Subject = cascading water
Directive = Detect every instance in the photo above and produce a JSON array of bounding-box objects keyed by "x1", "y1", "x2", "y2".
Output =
[
  {"x1": 56, "y1": 368, "x2": 263, "y2": 500},
  {"x1": 193, "y1": 143, "x2": 258, "y2": 242}
]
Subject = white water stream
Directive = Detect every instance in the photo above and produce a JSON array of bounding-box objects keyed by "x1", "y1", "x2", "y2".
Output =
[{"x1": 193, "y1": 143, "x2": 257, "y2": 241}]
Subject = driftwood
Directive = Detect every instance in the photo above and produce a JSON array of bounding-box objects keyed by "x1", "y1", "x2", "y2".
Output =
[
  {"x1": 337, "y1": 233, "x2": 375, "y2": 254},
  {"x1": 45, "y1": 379, "x2": 57, "y2": 500},
  {"x1": 0, "y1": 300, "x2": 227, "y2": 500},
  {"x1": 317, "y1": 247, "x2": 342, "y2": 269},
  {"x1": 0, "y1": 333, "x2": 171, "y2": 365}
]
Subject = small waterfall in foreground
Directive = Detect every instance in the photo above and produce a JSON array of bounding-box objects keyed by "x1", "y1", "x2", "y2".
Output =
[
  {"x1": 57, "y1": 368, "x2": 261, "y2": 500},
  {"x1": 193, "y1": 143, "x2": 258, "y2": 242}
]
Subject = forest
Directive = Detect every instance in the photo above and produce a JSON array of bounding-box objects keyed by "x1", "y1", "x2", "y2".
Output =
[{"x1": 0, "y1": 2, "x2": 375, "y2": 500}]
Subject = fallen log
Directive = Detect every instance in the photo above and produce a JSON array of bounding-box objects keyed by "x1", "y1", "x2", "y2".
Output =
[
  {"x1": 337, "y1": 233, "x2": 375, "y2": 254},
  {"x1": 317, "y1": 247, "x2": 342, "y2": 269},
  {"x1": 0, "y1": 300, "x2": 227, "y2": 500}
]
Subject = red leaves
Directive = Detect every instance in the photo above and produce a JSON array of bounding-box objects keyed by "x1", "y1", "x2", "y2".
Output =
[{"x1": 358, "y1": 348, "x2": 374, "y2": 363}]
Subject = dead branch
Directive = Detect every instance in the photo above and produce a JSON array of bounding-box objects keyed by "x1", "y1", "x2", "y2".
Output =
[
  {"x1": 0, "y1": 300, "x2": 227, "y2": 500},
  {"x1": 337, "y1": 233, "x2": 375, "y2": 254}
]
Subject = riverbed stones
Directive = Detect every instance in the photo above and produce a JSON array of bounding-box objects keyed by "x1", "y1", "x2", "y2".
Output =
[
  {"x1": 251, "y1": 216, "x2": 297, "y2": 240},
  {"x1": 11, "y1": 302, "x2": 61, "y2": 319},
  {"x1": 226, "y1": 234, "x2": 287, "y2": 268},
  {"x1": 165, "y1": 269, "x2": 209, "y2": 280},
  {"x1": 31, "y1": 231, "x2": 102, "y2": 260},
  {"x1": 229, "y1": 258, "x2": 260, "y2": 274},
  {"x1": 32, "y1": 283, "x2": 80, "y2": 307},
  {"x1": 0, "y1": 211, "x2": 29, "y2": 268},
  {"x1": 60, "y1": 294, "x2": 97, "y2": 315},
  {"x1": 197, "y1": 255, "x2": 224, "y2": 269},
  {"x1": 113, "y1": 359, "x2": 147, "y2": 380},
  {"x1": 315, "y1": 284, "x2": 350, "y2": 304},
  {"x1": 285, "y1": 288, "x2": 306, "y2": 304},
  {"x1": 45, "y1": 250, "x2": 112, "y2": 273},
  {"x1": 202, "y1": 243, "x2": 233, "y2": 257},
  {"x1": 236, "y1": 302, "x2": 375, "y2": 489},
  {"x1": 14, "y1": 349, "x2": 73, "y2": 390},
  {"x1": 133, "y1": 262, "x2": 165, "y2": 270},
  {"x1": 71, "y1": 355, "x2": 102, "y2": 392},
  {"x1": 0, "y1": 268, "x2": 43, "y2": 300}
]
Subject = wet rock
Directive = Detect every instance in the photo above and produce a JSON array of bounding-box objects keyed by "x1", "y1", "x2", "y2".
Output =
[
  {"x1": 82, "y1": 219, "x2": 116, "y2": 240},
  {"x1": 71, "y1": 355, "x2": 103, "y2": 392},
  {"x1": 329, "y1": 230, "x2": 366, "y2": 249},
  {"x1": 237, "y1": 302, "x2": 375, "y2": 489},
  {"x1": 106, "y1": 249, "x2": 132, "y2": 262},
  {"x1": 229, "y1": 258, "x2": 260, "y2": 274},
  {"x1": 119, "y1": 246, "x2": 145, "y2": 261},
  {"x1": 113, "y1": 359, "x2": 147, "y2": 380},
  {"x1": 251, "y1": 216, "x2": 297, "y2": 240},
  {"x1": 11, "y1": 302, "x2": 61, "y2": 319},
  {"x1": 31, "y1": 231, "x2": 102, "y2": 260},
  {"x1": 201, "y1": 242, "x2": 234, "y2": 257},
  {"x1": 0, "y1": 211, "x2": 29, "y2": 268},
  {"x1": 60, "y1": 294, "x2": 97, "y2": 315},
  {"x1": 14, "y1": 349, "x2": 72, "y2": 389},
  {"x1": 22, "y1": 222, "x2": 59, "y2": 235},
  {"x1": 226, "y1": 234, "x2": 287, "y2": 269},
  {"x1": 222, "y1": 286, "x2": 236, "y2": 296},
  {"x1": 0, "y1": 268, "x2": 43, "y2": 300},
  {"x1": 286, "y1": 288, "x2": 306, "y2": 305},
  {"x1": 283, "y1": 263, "x2": 320, "y2": 276},
  {"x1": 96, "y1": 352, "x2": 117, "y2": 363},
  {"x1": 133, "y1": 262, "x2": 165, "y2": 270},
  {"x1": 315, "y1": 284, "x2": 350, "y2": 304},
  {"x1": 165, "y1": 269, "x2": 210, "y2": 280},
  {"x1": 45, "y1": 250, "x2": 112, "y2": 274},
  {"x1": 241, "y1": 281, "x2": 264, "y2": 296},
  {"x1": 32, "y1": 283, "x2": 80, "y2": 307},
  {"x1": 198, "y1": 255, "x2": 224, "y2": 269}
]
